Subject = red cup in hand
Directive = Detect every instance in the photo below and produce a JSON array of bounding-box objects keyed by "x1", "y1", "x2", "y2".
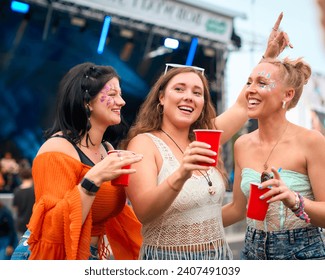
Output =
[
  {"x1": 193, "y1": 129, "x2": 223, "y2": 166},
  {"x1": 246, "y1": 182, "x2": 270, "y2": 221},
  {"x1": 107, "y1": 150, "x2": 131, "y2": 187}
]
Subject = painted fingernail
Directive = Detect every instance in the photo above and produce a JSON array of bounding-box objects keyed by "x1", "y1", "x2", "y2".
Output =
[{"x1": 260, "y1": 195, "x2": 264, "y2": 199}]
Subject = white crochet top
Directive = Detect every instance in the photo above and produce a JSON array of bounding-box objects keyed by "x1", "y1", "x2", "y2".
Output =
[{"x1": 138, "y1": 133, "x2": 233, "y2": 260}]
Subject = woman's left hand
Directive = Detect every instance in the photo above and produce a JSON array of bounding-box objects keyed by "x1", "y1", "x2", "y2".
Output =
[{"x1": 260, "y1": 167, "x2": 296, "y2": 208}]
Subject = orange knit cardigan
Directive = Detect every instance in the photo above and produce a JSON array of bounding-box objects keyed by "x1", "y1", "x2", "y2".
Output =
[{"x1": 27, "y1": 152, "x2": 142, "y2": 260}]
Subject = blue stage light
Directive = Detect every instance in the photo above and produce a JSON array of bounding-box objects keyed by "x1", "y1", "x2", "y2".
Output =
[
  {"x1": 11, "y1": 1, "x2": 30, "y2": 14},
  {"x1": 186, "y1": 37, "x2": 198, "y2": 66},
  {"x1": 97, "y1": 16, "x2": 111, "y2": 55}
]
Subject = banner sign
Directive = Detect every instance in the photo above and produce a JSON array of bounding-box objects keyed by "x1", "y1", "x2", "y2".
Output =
[{"x1": 62, "y1": 0, "x2": 233, "y2": 43}]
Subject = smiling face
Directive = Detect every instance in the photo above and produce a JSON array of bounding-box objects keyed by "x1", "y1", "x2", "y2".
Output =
[
  {"x1": 89, "y1": 77, "x2": 126, "y2": 127},
  {"x1": 159, "y1": 72, "x2": 205, "y2": 129},
  {"x1": 245, "y1": 62, "x2": 285, "y2": 119}
]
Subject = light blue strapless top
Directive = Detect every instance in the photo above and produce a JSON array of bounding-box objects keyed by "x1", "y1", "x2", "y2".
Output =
[{"x1": 240, "y1": 168, "x2": 313, "y2": 231}]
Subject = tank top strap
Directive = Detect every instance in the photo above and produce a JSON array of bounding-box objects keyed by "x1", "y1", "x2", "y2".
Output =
[
  {"x1": 144, "y1": 133, "x2": 176, "y2": 163},
  {"x1": 49, "y1": 135, "x2": 94, "y2": 166}
]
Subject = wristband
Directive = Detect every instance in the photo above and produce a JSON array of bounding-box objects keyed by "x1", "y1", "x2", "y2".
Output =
[
  {"x1": 81, "y1": 177, "x2": 99, "y2": 196},
  {"x1": 291, "y1": 192, "x2": 310, "y2": 223},
  {"x1": 289, "y1": 191, "x2": 300, "y2": 211}
]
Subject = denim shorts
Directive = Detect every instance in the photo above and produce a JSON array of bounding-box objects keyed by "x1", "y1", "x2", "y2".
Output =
[
  {"x1": 241, "y1": 226, "x2": 325, "y2": 260},
  {"x1": 10, "y1": 230, "x2": 31, "y2": 260},
  {"x1": 11, "y1": 229, "x2": 99, "y2": 260}
]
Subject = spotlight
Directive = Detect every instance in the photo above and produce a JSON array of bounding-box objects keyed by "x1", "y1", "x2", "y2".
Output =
[
  {"x1": 120, "y1": 29, "x2": 134, "y2": 39},
  {"x1": 203, "y1": 47, "x2": 215, "y2": 57},
  {"x1": 71, "y1": 17, "x2": 86, "y2": 28},
  {"x1": 186, "y1": 37, "x2": 198, "y2": 66},
  {"x1": 11, "y1": 1, "x2": 29, "y2": 14},
  {"x1": 97, "y1": 16, "x2": 111, "y2": 55},
  {"x1": 164, "y1": 38, "x2": 179, "y2": 49},
  {"x1": 146, "y1": 46, "x2": 172, "y2": 59}
]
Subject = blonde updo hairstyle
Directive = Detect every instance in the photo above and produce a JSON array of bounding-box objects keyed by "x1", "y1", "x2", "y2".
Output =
[{"x1": 264, "y1": 57, "x2": 312, "y2": 110}]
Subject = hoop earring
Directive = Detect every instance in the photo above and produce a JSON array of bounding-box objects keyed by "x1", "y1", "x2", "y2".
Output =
[
  {"x1": 157, "y1": 103, "x2": 164, "y2": 115},
  {"x1": 282, "y1": 101, "x2": 286, "y2": 109}
]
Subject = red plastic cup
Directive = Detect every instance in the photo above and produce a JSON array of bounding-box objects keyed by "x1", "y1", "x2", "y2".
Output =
[
  {"x1": 107, "y1": 150, "x2": 131, "y2": 187},
  {"x1": 246, "y1": 182, "x2": 270, "y2": 221},
  {"x1": 193, "y1": 129, "x2": 223, "y2": 166}
]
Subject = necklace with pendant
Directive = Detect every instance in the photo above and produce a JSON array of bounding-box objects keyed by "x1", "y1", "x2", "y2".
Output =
[
  {"x1": 160, "y1": 129, "x2": 216, "y2": 195},
  {"x1": 93, "y1": 150, "x2": 104, "y2": 161}
]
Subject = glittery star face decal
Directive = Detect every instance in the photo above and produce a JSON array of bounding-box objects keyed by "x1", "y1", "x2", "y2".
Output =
[
  {"x1": 99, "y1": 84, "x2": 122, "y2": 107},
  {"x1": 99, "y1": 85, "x2": 114, "y2": 107},
  {"x1": 257, "y1": 70, "x2": 276, "y2": 92}
]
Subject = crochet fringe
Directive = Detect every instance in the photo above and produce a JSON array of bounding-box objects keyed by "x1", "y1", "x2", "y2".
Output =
[{"x1": 139, "y1": 240, "x2": 233, "y2": 260}]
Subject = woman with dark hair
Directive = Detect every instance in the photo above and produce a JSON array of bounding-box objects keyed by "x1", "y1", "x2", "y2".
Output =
[{"x1": 11, "y1": 62, "x2": 143, "y2": 260}]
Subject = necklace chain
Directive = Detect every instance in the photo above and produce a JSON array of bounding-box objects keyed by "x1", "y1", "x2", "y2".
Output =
[
  {"x1": 79, "y1": 143, "x2": 104, "y2": 161},
  {"x1": 262, "y1": 122, "x2": 289, "y2": 171},
  {"x1": 90, "y1": 151, "x2": 104, "y2": 161},
  {"x1": 160, "y1": 129, "x2": 212, "y2": 187}
]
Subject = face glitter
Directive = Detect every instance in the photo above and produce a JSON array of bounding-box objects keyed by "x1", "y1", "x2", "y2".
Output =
[
  {"x1": 256, "y1": 70, "x2": 276, "y2": 92},
  {"x1": 99, "y1": 84, "x2": 121, "y2": 107}
]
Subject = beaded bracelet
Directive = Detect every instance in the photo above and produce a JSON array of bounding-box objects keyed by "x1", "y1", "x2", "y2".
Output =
[{"x1": 291, "y1": 192, "x2": 310, "y2": 223}]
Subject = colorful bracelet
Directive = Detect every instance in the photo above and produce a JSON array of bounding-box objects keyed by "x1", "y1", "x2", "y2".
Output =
[
  {"x1": 289, "y1": 191, "x2": 300, "y2": 211},
  {"x1": 291, "y1": 192, "x2": 310, "y2": 223}
]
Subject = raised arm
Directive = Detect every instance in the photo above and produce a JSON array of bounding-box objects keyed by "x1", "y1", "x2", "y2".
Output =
[{"x1": 214, "y1": 12, "x2": 293, "y2": 145}]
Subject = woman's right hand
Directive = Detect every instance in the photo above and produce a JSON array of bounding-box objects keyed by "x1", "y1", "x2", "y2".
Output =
[
  {"x1": 177, "y1": 141, "x2": 216, "y2": 180},
  {"x1": 84, "y1": 150, "x2": 143, "y2": 187}
]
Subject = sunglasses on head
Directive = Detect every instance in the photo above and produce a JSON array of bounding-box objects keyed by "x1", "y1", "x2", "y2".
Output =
[
  {"x1": 260, "y1": 171, "x2": 273, "y2": 183},
  {"x1": 164, "y1": 63, "x2": 205, "y2": 75}
]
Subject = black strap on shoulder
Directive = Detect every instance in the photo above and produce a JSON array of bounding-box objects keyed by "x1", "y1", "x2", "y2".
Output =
[{"x1": 50, "y1": 135, "x2": 94, "y2": 166}]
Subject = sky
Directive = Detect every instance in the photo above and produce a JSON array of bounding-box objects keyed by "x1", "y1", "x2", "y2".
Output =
[{"x1": 201, "y1": 0, "x2": 325, "y2": 127}]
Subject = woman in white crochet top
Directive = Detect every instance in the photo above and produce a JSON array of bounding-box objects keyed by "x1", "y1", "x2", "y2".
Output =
[{"x1": 120, "y1": 13, "x2": 290, "y2": 260}]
